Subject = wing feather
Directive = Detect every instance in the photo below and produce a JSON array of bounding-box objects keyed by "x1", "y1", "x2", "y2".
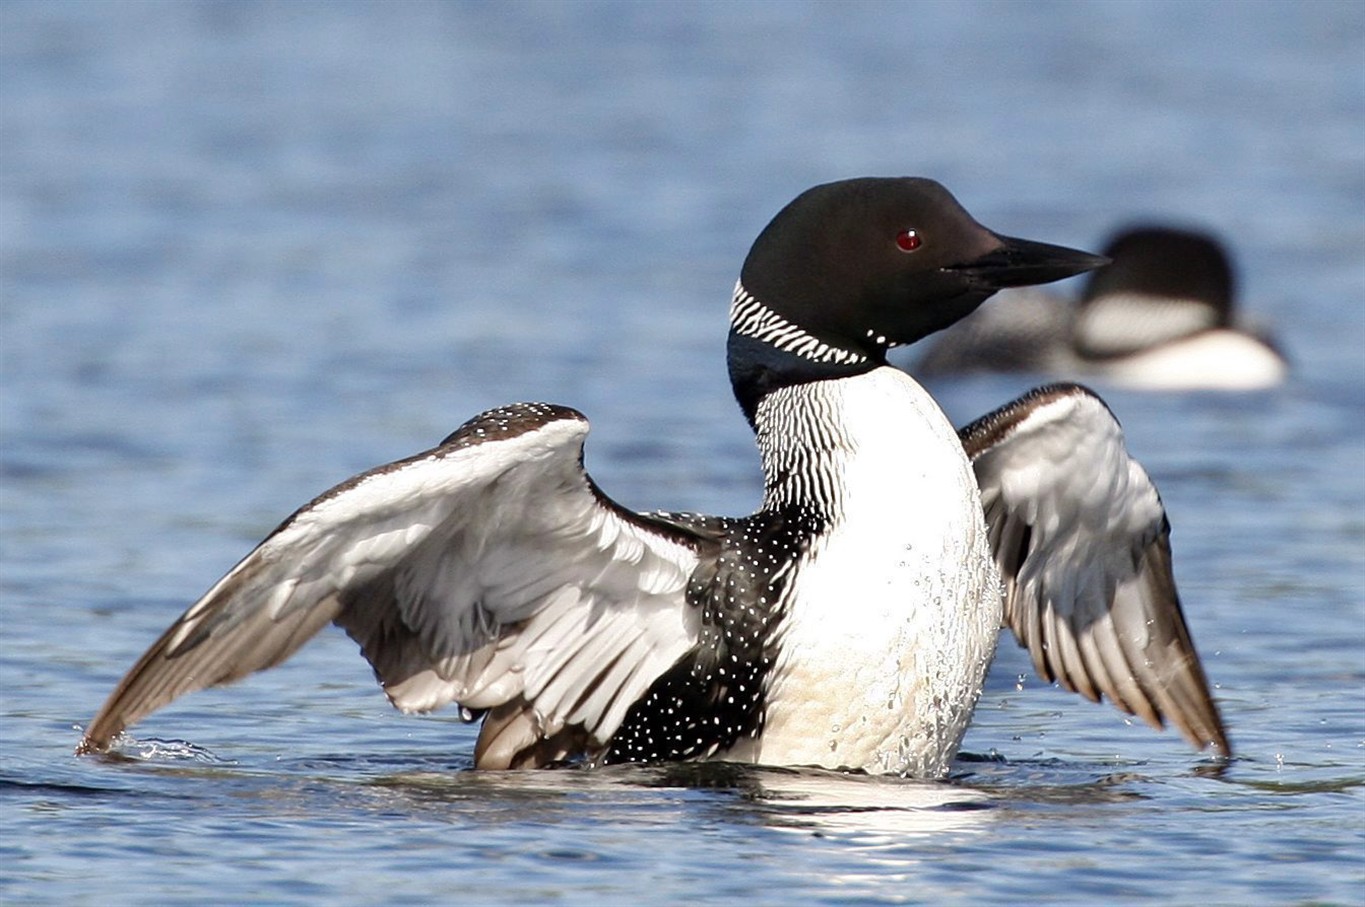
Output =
[
  {"x1": 961, "y1": 383, "x2": 1231, "y2": 757},
  {"x1": 78, "y1": 403, "x2": 711, "y2": 767}
]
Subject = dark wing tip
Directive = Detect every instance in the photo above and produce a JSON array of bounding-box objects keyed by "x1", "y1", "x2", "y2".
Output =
[
  {"x1": 1206, "y1": 729, "x2": 1234, "y2": 760},
  {"x1": 74, "y1": 734, "x2": 106, "y2": 756},
  {"x1": 74, "y1": 563, "x2": 343, "y2": 757},
  {"x1": 77, "y1": 699, "x2": 136, "y2": 756},
  {"x1": 1083, "y1": 534, "x2": 1233, "y2": 760},
  {"x1": 1140, "y1": 535, "x2": 1233, "y2": 759}
]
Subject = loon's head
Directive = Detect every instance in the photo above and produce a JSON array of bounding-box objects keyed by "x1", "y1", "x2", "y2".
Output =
[
  {"x1": 728, "y1": 177, "x2": 1107, "y2": 413},
  {"x1": 1074, "y1": 226, "x2": 1235, "y2": 360},
  {"x1": 1082, "y1": 225, "x2": 1234, "y2": 315}
]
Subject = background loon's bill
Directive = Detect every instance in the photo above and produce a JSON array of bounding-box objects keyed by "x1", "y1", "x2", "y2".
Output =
[
  {"x1": 76, "y1": 177, "x2": 1230, "y2": 775},
  {"x1": 915, "y1": 224, "x2": 1288, "y2": 390}
]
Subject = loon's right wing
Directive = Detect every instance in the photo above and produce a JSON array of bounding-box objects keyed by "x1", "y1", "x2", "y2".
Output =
[
  {"x1": 77, "y1": 403, "x2": 714, "y2": 769},
  {"x1": 960, "y1": 383, "x2": 1231, "y2": 757}
]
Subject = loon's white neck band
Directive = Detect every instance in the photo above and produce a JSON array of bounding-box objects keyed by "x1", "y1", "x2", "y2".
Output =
[{"x1": 728, "y1": 281, "x2": 868, "y2": 367}]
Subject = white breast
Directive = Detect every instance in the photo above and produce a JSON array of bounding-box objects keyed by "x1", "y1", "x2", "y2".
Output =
[
  {"x1": 722, "y1": 367, "x2": 1002, "y2": 777},
  {"x1": 1098, "y1": 329, "x2": 1287, "y2": 390}
]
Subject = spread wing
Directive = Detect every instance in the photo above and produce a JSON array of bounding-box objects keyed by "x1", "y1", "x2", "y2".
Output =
[
  {"x1": 960, "y1": 384, "x2": 1231, "y2": 757},
  {"x1": 77, "y1": 403, "x2": 714, "y2": 768}
]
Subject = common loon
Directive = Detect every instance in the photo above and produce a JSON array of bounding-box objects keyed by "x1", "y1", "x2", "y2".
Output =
[
  {"x1": 76, "y1": 178, "x2": 1231, "y2": 777},
  {"x1": 916, "y1": 225, "x2": 1288, "y2": 390}
]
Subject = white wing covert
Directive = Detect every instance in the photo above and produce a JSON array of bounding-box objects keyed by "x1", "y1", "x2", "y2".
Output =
[
  {"x1": 77, "y1": 403, "x2": 712, "y2": 768},
  {"x1": 960, "y1": 384, "x2": 1231, "y2": 757}
]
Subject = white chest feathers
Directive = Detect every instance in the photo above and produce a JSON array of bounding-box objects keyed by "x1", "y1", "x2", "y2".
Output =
[{"x1": 726, "y1": 367, "x2": 1002, "y2": 777}]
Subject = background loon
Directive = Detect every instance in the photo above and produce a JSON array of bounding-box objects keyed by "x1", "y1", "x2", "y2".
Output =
[
  {"x1": 76, "y1": 178, "x2": 1231, "y2": 777},
  {"x1": 915, "y1": 225, "x2": 1288, "y2": 390}
]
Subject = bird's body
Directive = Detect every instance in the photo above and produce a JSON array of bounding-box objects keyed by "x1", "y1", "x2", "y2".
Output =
[
  {"x1": 1082, "y1": 324, "x2": 1286, "y2": 391},
  {"x1": 720, "y1": 366, "x2": 999, "y2": 776},
  {"x1": 78, "y1": 178, "x2": 1231, "y2": 776}
]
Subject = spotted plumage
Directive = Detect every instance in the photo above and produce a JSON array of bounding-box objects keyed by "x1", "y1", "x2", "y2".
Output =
[{"x1": 604, "y1": 507, "x2": 821, "y2": 763}]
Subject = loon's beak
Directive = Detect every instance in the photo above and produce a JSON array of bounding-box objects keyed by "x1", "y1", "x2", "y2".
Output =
[{"x1": 950, "y1": 235, "x2": 1110, "y2": 290}]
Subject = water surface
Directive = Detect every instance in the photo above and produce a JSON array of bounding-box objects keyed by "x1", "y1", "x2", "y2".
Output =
[{"x1": 3, "y1": 2, "x2": 1363, "y2": 904}]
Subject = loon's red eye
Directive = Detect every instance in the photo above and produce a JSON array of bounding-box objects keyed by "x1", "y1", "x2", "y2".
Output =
[{"x1": 895, "y1": 229, "x2": 922, "y2": 252}]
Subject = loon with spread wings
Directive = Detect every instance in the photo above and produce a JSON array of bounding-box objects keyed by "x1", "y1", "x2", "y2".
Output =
[{"x1": 77, "y1": 177, "x2": 1230, "y2": 776}]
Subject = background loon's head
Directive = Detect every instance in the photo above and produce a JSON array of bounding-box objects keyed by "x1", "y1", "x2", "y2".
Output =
[
  {"x1": 728, "y1": 177, "x2": 1107, "y2": 414},
  {"x1": 1073, "y1": 226, "x2": 1236, "y2": 360},
  {"x1": 1081, "y1": 225, "x2": 1234, "y2": 316}
]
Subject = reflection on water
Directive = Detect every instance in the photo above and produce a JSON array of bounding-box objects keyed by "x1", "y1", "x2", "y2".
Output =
[{"x1": 739, "y1": 769, "x2": 994, "y2": 845}]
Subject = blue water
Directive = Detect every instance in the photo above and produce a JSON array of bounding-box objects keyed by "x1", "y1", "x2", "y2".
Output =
[{"x1": 3, "y1": 2, "x2": 1363, "y2": 904}]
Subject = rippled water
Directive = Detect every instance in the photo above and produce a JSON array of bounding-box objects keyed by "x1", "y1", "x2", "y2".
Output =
[{"x1": 3, "y1": 2, "x2": 1363, "y2": 904}]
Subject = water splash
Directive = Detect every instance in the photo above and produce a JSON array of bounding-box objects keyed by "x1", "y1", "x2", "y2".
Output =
[{"x1": 100, "y1": 733, "x2": 227, "y2": 764}]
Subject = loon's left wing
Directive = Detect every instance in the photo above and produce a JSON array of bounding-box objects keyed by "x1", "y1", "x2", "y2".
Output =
[
  {"x1": 76, "y1": 403, "x2": 713, "y2": 767},
  {"x1": 960, "y1": 383, "x2": 1231, "y2": 757}
]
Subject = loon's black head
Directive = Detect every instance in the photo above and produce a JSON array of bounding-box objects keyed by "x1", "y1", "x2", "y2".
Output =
[
  {"x1": 1081, "y1": 226, "x2": 1234, "y2": 317},
  {"x1": 1072, "y1": 226, "x2": 1235, "y2": 361},
  {"x1": 728, "y1": 177, "x2": 1107, "y2": 416}
]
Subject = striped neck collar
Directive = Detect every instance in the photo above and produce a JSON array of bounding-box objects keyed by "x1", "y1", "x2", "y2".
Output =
[{"x1": 728, "y1": 281, "x2": 870, "y2": 367}]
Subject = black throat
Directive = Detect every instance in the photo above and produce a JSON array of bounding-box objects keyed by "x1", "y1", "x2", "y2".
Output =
[{"x1": 726, "y1": 283, "x2": 882, "y2": 427}]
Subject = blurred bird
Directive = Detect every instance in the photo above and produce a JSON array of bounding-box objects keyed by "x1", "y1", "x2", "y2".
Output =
[{"x1": 915, "y1": 225, "x2": 1287, "y2": 390}]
